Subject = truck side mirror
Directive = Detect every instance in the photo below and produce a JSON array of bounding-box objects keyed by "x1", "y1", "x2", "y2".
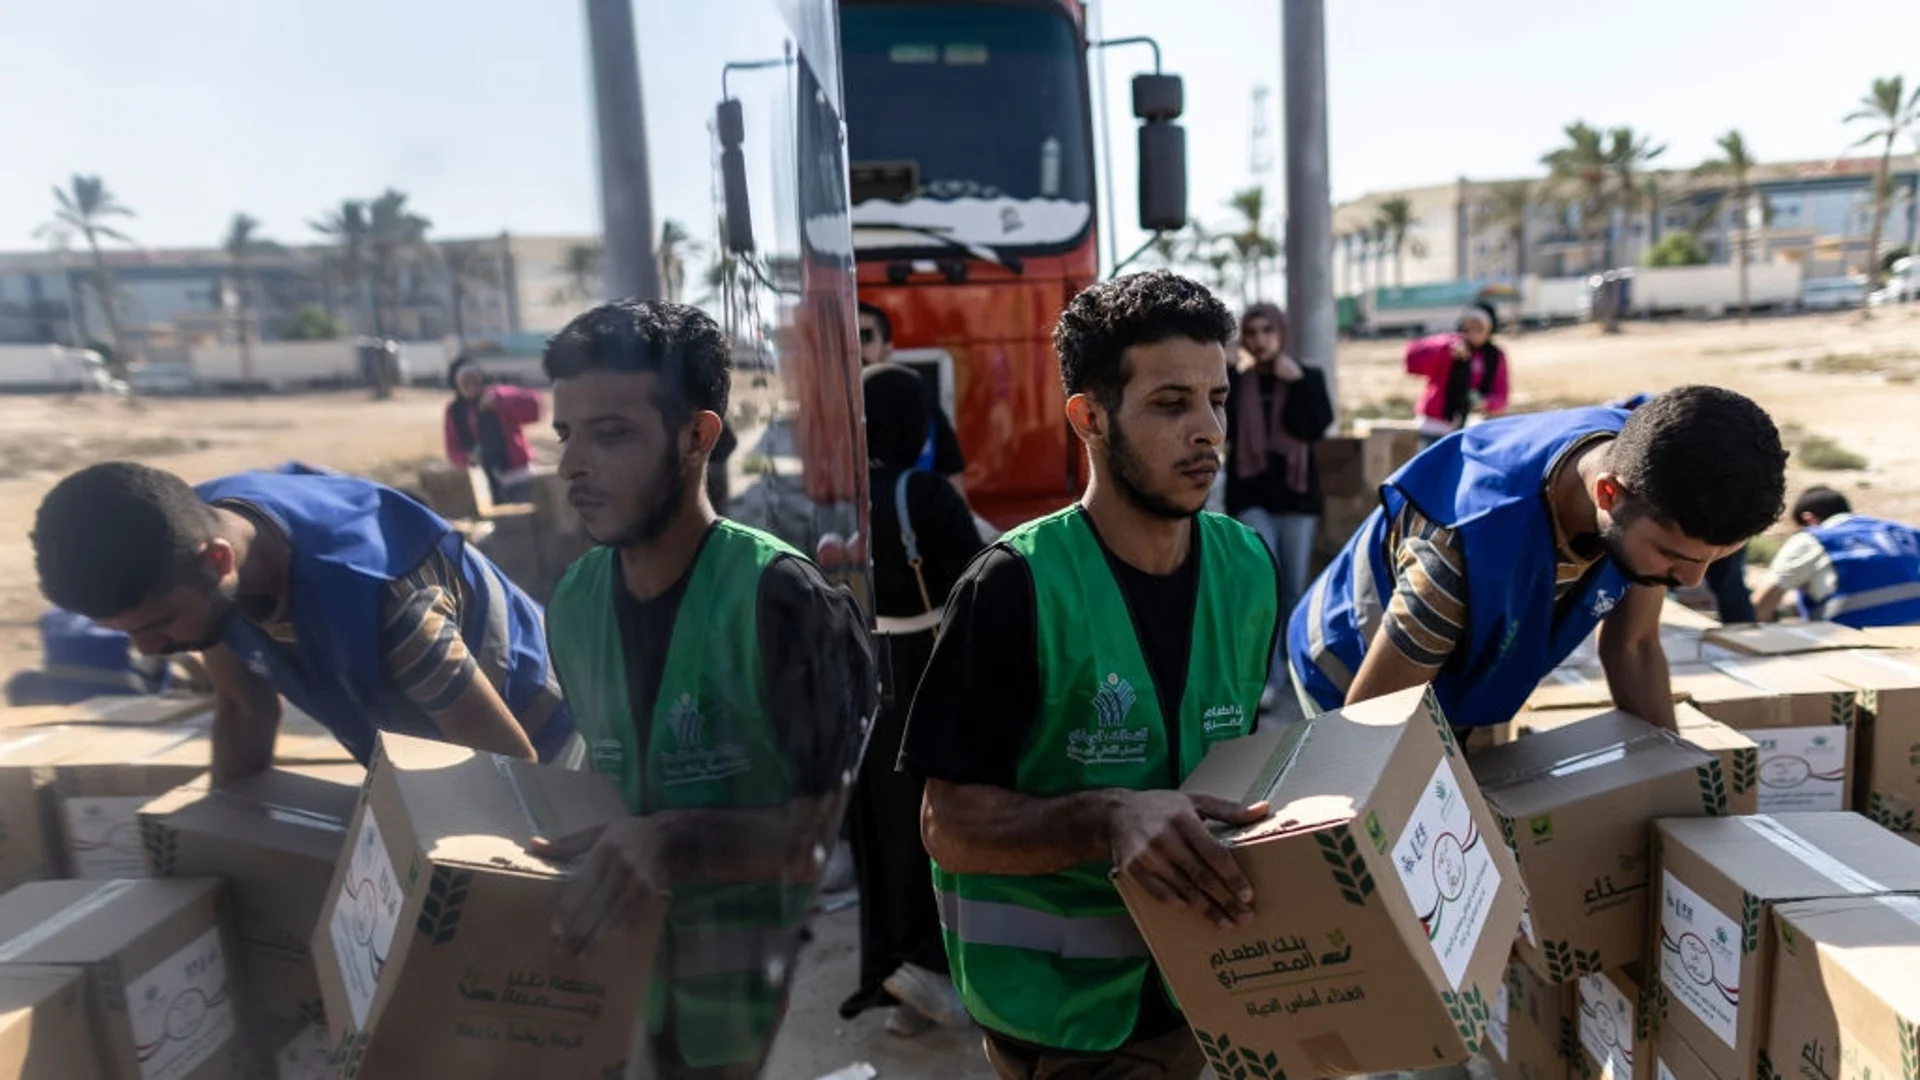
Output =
[
  {"x1": 717, "y1": 98, "x2": 755, "y2": 255},
  {"x1": 1134, "y1": 74, "x2": 1186, "y2": 233}
]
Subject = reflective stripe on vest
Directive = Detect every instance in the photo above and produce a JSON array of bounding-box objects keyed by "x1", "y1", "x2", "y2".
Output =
[
  {"x1": 935, "y1": 889, "x2": 1148, "y2": 960},
  {"x1": 1808, "y1": 515, "x2": 1920, "y2": 627}
]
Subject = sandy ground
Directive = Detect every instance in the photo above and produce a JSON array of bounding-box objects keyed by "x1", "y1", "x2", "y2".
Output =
[{"x1": 2, "y1": 307, "x2": 1918, "y2": 1076}]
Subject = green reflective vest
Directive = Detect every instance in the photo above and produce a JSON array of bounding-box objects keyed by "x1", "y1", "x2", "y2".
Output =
[
  {"x1": 547, "y1": 521, "x2": 812, "y2": 1069},
  {"x1": 932, "y1": 507, "x2": 1278, "y2": 1052}
]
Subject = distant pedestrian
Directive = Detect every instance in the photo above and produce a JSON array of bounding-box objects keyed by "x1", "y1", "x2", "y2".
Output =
[
  {"x1": 1406, "y1": 302, "x2": 1509, "y2": 445},
  {"x1": 859, "y1": 301, "x2": 968, "y2": 500},
  {"x1": 444, "y1": 354, "x2": 543, "y2": 504},
  {"x1": 1224, "y1": 302, "x2": 1333, "y2": 704}
]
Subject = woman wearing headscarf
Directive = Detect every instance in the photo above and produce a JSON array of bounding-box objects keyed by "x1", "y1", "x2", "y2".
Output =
[
  {"x1": 840, "y1": 363, "x2": 986, "y2": 1037},
  {"x1": 1225, "y1": 302, "x2": 1334, "y2": 704},
  {"x1": 1405, "y1": 301, "x2": 1510, "y2": 446},
  {"x1": 443, "y1": 355, "x2": 544, "y2": 504}
]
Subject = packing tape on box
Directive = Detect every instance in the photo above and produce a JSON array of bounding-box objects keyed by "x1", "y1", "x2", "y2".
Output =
[
  {"x1": 1740, "y1": 815, "x2": 1887, "y2": 894},
  {"x1": 1880, "y1": 895, "x2": 1920, "y2": 932},
  {"x1": 207, "y1": 788, "x2": 348, "y2": 834},
  {"x1": 1475, "y1": 730, "x2": 1674, "y2": 788},
  {"x1": 493, "y1": 755, "x2": 556, "y2": 840},
  {"x1": 0, "y1": 879, "x2": 139, "y2": 962}
]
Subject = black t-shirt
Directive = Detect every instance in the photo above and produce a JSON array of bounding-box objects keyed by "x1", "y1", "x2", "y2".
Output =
[
  {"x1": 609, "y1": 528, "x2": 875, "y2": 801},
  {"x1": 899, "y1": 509, "x2": 1282, "y2": 1042}
]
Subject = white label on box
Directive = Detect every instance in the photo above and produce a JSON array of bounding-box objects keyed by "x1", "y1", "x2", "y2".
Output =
[
  {"x1": 1579, "y1": 973, "x2": 1636, "y2": 1080},
  {"x1": 64, "y1": 796, "x2": 154, "y2": 878},
  {"x1": 1393, "y1": 758, "x2": 1500, "y2": 990},
  {"x1": 328, "y1": 806, "x2": 403, "y2": 1027},
  {"x1": 1658, "y1": 869, "x2": 1741, "y2": 1049},
  {"x1": 275, "y1": 1023, "x2": 336, "y2": 1080},
  {"x1": 1751, "y1": 726, "x2": 1848, "y2": 811},
  {"x1": 1519, "y1": 906, "x2": 1539, "y2": 947},
  {"x1": 124, "y1": 925, "x2": 236, "y2": 1080},
  {"x1": 1488, "y1": 980, "x2": 1511, "y2": 1062}
]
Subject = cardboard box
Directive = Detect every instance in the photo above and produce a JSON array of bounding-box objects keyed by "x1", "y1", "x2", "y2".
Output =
[
  {"x1": 1117, "y1": 687, "x2": 1527, "y2": 1077},
  {"x1": 1527, "y1": 667, "x2": 1691, "y2": 715},
  {"x1": 0, "y1": 965, "x2": 102, "y2": 1079},
  {"x1": 1672, "y1": 706, "x2": 1760, "y2": 818},
  {"x1": 1860, "y1": 626, "x2": 1920, "y2": 650},
  {"x1": 311, "y1": 733, "x2": 656, "y2": 1077},
  {"x1": 1662, "y1": 602, "x2": 1722, "y2": 633},
  {"x1": 0, "y1": 695, "x2": 213, "y2": 732},
  {"x1": 1673, "y1": 658, "x2": 1858, "y2": 812},
  {"x1": 38, "y1": 726, "x2": 213, "y2": 878},
  {"x1": 263, "y1": 1020, "x2": 336, "y2": 1080},
  {"x1": 1576, "y1": 968, "x2": 1652, "y2": 1080},
  {"x1": 1809, "y1": 649, "x2": 1920, "y2": 834},
  {"x1": 1491, "y1": 705, "x2": 1608, "y2": 748},
  {"x1": 0, "y1": 878, "x2": 248, "y2": 1079},
  {"x1": 0, "y1": 729, "x2": 71, "y2": 891},
  {"x1": 1358, "y1": 421, "x2": 1424, "y2": 488},
  {"x1": 1475, "y1": 714, "x2": 1721, "y2": 981},
  {"x1": 1489, "y1": 959, "x2": 1575, "y2": 1080},
  {"x1": 1699, "y1": 622, "x2": 1879, "y2": 661},
  {"x1": 1653, "y1": 1026, "x2": 1726, "y2": 1080},
  {"x1": 1651, "y1": 813, "x2": 1920, "y2": 1080},
  {"x1": 1317, "y1": 436, "x2": 1367, "y2": 497},
  {"x1": 141, "y1": 766, "x2": 361, "y2": 1030},
  {"x1": 1765, "y1": 895, "x2": 1920, "y2": 1080}
]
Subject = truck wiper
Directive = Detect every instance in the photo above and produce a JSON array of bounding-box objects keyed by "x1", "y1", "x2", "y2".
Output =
[{"x1": 852, "y1": 221, "x2": 1024, "y2": 275}]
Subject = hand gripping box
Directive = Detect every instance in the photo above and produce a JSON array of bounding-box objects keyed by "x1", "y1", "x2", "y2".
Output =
[
  {"x1": 311, "y1": 733, "x2": 661, "y2": 1079},
  {"x1": 1117, "y1": 687, "x2": 1526, "y2": 1078}
]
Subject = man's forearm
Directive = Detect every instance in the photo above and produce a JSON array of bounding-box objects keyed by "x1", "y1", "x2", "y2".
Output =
[
  {"x1": 1603, "y1": 639, "x2": 1675, "y2": 730},
  {"x1": 211, "y1": 698, "x2": 277, "y2": 786},
  {"x1": 921, "y1": 780, "x2": 1118, "y2": 877}
]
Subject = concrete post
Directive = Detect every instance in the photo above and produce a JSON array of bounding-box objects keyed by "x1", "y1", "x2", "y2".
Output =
[
  {"x1": 1283, "y1": 0, "x2": 1337, "y2": 420},
  {"x1": 585, "y1": 0, "x2": 661, "y2": 301}
]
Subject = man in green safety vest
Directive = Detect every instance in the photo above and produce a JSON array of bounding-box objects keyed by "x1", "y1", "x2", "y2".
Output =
[
  {"x1": 900, "y1": 271, "x2": 1284, "y2": 1079},
  {"x1": 527, "y1": 299, "x2": 874, "y2": 1079}
]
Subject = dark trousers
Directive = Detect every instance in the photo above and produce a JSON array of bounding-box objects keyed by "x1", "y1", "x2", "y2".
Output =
[{"x1": 1704, "y1": 546, "x2": 1755, "y2": 623}]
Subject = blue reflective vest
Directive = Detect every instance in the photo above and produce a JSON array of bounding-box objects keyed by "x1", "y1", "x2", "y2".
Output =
[
  {"x1": 196, "y1": 465, "x2": 573, "y2": 763},
  {"x1": 1290, "y1": 408, "x2": 1632, "y2": 727},
  {"x1": 1799, "y1": 514, "x2": 1920, "y2": 627}
]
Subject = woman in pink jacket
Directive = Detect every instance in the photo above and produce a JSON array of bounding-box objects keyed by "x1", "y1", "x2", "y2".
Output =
[
  {"x1": 443, "y1": 355, "x2": 543, "y2": 504},
  {"x1": 1405, "y1": 302, "x2": 1509, "y2": 445}
]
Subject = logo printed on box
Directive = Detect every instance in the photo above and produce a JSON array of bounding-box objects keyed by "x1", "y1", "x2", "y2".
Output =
[
  {"x1": 1658, "y1": 870, "x2": 1740, "y2": 1049},
  {"x1": 1579, "y1": 974, "x2": 1636, "y2": 1080},
  {"x1": 1751, "y1": 727, "x2": 1848, "y2": 811},
  {"x1": 1393, "y1": 760, "x2": 1500, "y2": 989},
  {"x1": 328, "y1": 806, "x2": 403, "y2": 1027},
  {"x1": 64, "y1": 795, "x2": 154, "y2": 878},
  {"x1": 125, "y1": 924, "x2": 236, "y2": 1080},
  {"x1": 1489, "y1": 980, "x2": 1511, "y2": 1062}
]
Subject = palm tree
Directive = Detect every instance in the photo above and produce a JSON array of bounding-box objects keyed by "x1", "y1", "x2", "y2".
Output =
[
  {"x1": 222, "y1": 213, "x2": 277, "y2": 383},
  {"x1": 1478, "y1": 181, "x2": 1533, "y2": 283},
  {"x1": 1375, "y1": 196, "x2": 1422, "y2": 287},
  {"x1": 310, "y1": 200, "x2": 371, "y2": 334},
  {"x1": 365, "y1": 190, "x2": 432, "y2": 338},
  {"x1": 560, "y1": 243, "x2": 604, "y2": 305},
  {"x1": 1697, "y1": 130, "x2": 1762, "y2": 323},
  {"x1": 1542, "y1": 122, "x2": 1612, "y2": 276},
  {"x1": 1607, "y1": 126, "x2": 1667, "y2": 268},
  {"x1": 658, "y1": 219, "x2": 703, "y2": 304},
  {"x1": 37, "y1": 175, "x2": 135, "y2": 376},
  {"x1": 1845, "y1": 76, "x2": 1920, "y2": 310},
  {"x1": 1225, "y1": 186, "x2": 1279, "y2": 306}
]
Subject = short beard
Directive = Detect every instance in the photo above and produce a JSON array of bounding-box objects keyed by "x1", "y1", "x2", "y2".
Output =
[
  {"x1": 160, "y1": 580, "x2": 240, "y2": 654},
  {"x1": 1107, "y1": 414, "x2": 1203, "y2": 521},
  {"x1": 1599, "y1": 520, "x2": 1679, "y2": 589},
  {"x1": 605, "y1": 444, "x2": 690, "y2": 549}
]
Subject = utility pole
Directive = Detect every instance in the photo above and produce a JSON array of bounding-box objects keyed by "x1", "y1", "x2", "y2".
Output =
[
  {"x1": 584, "y1": 0, "x2": 661, "y2": 301},
  {"x1": 1283, "y1": 0, "x2": 1336, "y2": 419}
]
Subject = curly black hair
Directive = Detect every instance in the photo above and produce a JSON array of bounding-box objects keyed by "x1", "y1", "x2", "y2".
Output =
[
  {"x1": 1610, "y1": 385, "x2": 1787, "y2": 546},
  {"x1": 1053, "y1": 270, "x2": 1237, "y2": 407},
  {"x1": 1792, "y1": 486, "x2": 1851, "y2": 524},
  {"x1": 34, "y1": 461, "x2": 219, "y2": 618},
  {"x1": 542, "y1": 299, "x2": 731, "y2": 423}
]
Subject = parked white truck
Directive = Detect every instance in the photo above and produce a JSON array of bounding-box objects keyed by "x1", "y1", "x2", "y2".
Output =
[{"x1": 1617, "y1": 263, "x2": 1803, "y2": 317}]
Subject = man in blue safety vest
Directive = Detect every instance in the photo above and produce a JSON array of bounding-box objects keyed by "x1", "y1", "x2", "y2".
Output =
[
  {"x1": 1291, "y1": 385, "x2": 1788, "y2": 733},
  {"x1": 1752, "y1": 486, "x2": 1920, "y2": 627}
]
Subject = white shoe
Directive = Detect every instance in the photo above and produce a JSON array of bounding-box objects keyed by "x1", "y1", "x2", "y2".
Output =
[{"x1": 883, "y1": 963, "x2": 970, "y2": 1028}]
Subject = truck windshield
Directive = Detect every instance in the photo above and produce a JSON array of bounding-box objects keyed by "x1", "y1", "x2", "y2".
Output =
[{"x1": 842, "y1": 2, "x2": 1094, "y2": 255}]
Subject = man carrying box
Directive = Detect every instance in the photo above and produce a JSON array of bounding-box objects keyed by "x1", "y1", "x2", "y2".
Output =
[
  {"x1": 900, "y1": 272, "x2": 1281, "y2": 1079},
  {"x1": 31, "y1": 460, "x2": 576, "y2": 780},
  {"x1": 1291, "y1": 386, "x2": 1787, "y2": 733},
  {"x1": 526, "y1": 300, "x2": 874, "y2": 1079},
  {"x1": 1750, "y1": 485, "x2": 1920, "y2": 626}
]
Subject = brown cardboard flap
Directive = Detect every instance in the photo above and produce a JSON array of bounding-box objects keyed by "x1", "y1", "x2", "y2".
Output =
[
  {"x1": 1473, "y1": 712, "x2": 1711, "y2": 818},
  {"x1": 1702, "y1": 622, "x2": 1878, "y2": 657}
]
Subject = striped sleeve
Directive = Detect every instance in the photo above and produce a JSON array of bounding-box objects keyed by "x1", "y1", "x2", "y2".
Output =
[
  {"x1": 380, "y1": 549, "x2": 482, "y2": 714},
  {"x1": 1381, "y1": 503, "x2": 1469, "y2": 670}
]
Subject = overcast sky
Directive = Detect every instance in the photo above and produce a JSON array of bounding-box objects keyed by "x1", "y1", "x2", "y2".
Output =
[{"x1": 4, "y1": 0, "x2": 1917, "y2": 256}]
